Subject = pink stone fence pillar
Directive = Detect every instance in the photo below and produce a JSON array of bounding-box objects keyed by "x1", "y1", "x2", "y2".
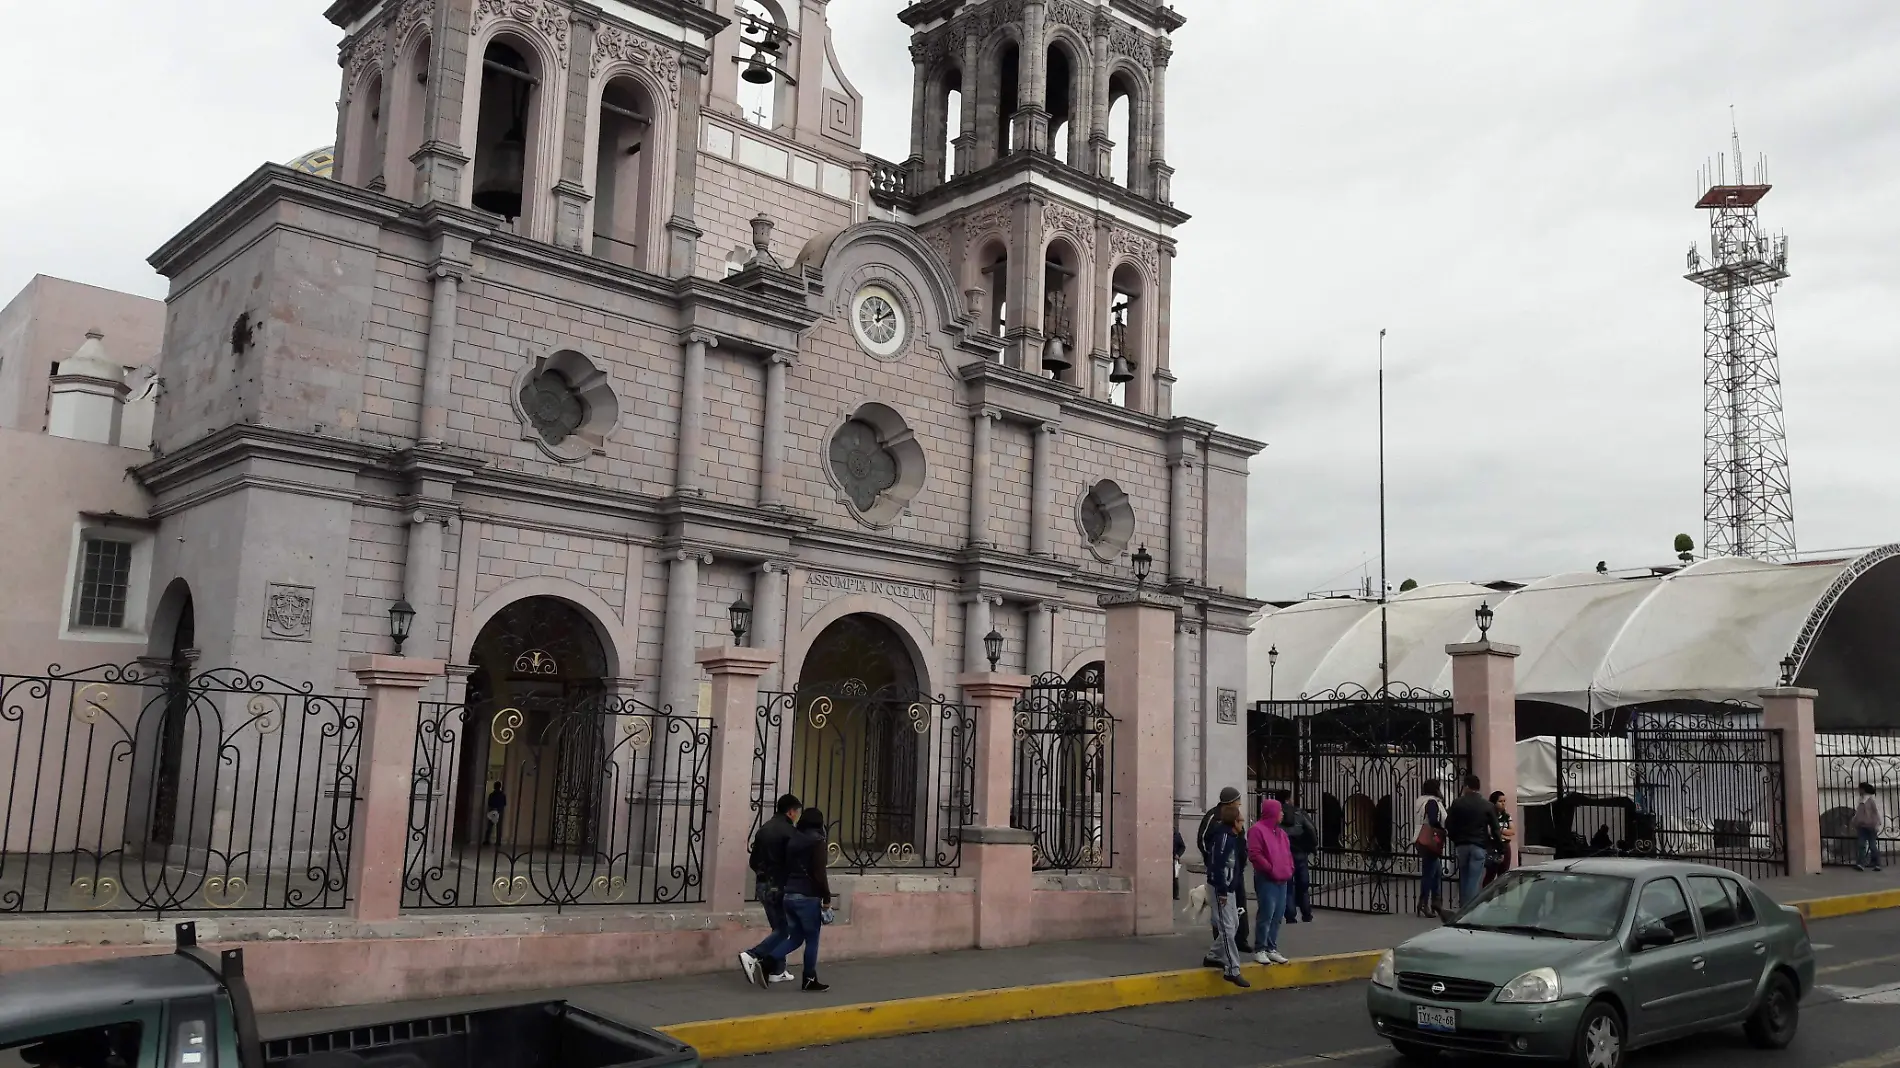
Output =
[
  {"x1": 1102, "y1": 589, "x2": 1178, "y2": 936},
  {"x1": 1447, "y1": 640, "x2": 1520, "y2": 840},
  {"x1": 349, "y1": 655, "x2": 445, "y2": 921},
  {"x1": 1761, "y1": 686, "x2": 1822, "y2": 875},
  {"x1": 698, "y1": 646, "x2": 778, "y2": 913},
  {"x1": 958, "y1": 672, "x2": 1035, "y2": 949}
]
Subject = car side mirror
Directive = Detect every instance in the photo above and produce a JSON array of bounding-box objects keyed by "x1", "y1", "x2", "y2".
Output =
[{"x1": 1632, "y1": 922, "x2": 1674, "y2": 951}]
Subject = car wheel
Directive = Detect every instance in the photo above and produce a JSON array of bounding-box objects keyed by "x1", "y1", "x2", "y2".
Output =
[
  {"x1": 1572, "y1": 1001, "x2": 1625, "y2": 1068},
  {"x1": 1744, "y1": 973, "x2": 1800, "y2": 1049},
  {"x1": 1389, "y1": 1039, "x2": 1436, "y2": 1061}
]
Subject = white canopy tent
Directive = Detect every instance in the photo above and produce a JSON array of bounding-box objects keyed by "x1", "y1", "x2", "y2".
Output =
[{"x1": 1250, "y1": 547, "x2": 1900, "y2": 725}]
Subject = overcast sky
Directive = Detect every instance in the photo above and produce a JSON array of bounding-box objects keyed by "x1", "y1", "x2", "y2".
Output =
[{"x1": 5, "y1": 1, "x2": 1897, "y2": 601}]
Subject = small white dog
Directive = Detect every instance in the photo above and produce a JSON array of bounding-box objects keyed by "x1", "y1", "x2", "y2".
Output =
[{"x1": 1187, "y1": 881, "x2": 1210, "y2": 920}]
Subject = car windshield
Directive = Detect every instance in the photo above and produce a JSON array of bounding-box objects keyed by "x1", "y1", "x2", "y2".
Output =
[{"x1": 1451, "y1": 870, "x2": 1632, "y2": 939}]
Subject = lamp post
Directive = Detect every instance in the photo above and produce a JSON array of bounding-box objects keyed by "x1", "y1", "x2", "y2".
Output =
[
  {"x1": 1475, "y1": 601, "x2": 1494, "y2": 641},
  {"x1": 1267, "y1": 644, "x2": 1279, "y2": 701},
  {"x1": 728, "y1": 596, "x2": 752, "y2": 646},
  {"x1": 388, "y1": 599, "x2": 416, "y2": 656},
  {"x1": 1132, "y1": 544, "x2": 1152, "y2": 588},
  {"x1": 984, "y1": 629, "x2": 1003, "y2": 671},
  {"x1": 1779, "y1": 654, "x2": 1798, "y2": 686}
]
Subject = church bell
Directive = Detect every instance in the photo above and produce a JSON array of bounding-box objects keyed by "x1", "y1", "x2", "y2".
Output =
[
  {"x1": 473, "y1": 77, "x2": 529, "y2": 220},
  {"x1": 742, "y1": 32, "x2": 781, "y2": 84},
  {"x1": 1109, "y1": 355, "x2": 1134, "y2": 384},
  {"x1": 1041, "y1": 334, "x2": 1071, "y2": 373}
]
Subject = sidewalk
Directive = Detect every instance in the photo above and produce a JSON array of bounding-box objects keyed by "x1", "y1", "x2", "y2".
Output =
[{"x1": 259, "y1": 865, "x2": 1900, "y2": 1058}]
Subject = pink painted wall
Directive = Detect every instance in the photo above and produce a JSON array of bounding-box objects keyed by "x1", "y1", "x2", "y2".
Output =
[
  {"x1": 0, "y1": 276, "x2": 163, "y2": 433},
  {"x1": 0, "y1": 886, "x2": 1139, "y2": 1013}
]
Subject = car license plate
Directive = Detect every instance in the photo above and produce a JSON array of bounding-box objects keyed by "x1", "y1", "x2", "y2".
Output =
[{"x1": 1416, "y1": 1006, "x2": 1457, "y2": 1033}]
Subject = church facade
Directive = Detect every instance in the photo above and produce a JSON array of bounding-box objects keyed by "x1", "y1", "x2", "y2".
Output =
[{"x1": 50, "y1": 0, "x2": 1258, "y2": 896}]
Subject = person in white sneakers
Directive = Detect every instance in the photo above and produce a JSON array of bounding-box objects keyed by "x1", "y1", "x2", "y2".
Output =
[
  {"x1": 1245, "y1": 796, "x2": 1294, "y2": 965},
  {"x1": 1854, "y1": 782, "x2": 1885, "y2": 872}
]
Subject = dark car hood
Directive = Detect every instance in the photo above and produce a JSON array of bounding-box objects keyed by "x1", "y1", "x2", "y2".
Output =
[{"x1": 1395, "y1": 926, "x2": 1604, "y2": 985}]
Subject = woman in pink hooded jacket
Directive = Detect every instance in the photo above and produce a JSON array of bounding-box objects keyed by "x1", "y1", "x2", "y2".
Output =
[{"x1": 1246, "y1": 797, "x2": 1295, "y2": 964}]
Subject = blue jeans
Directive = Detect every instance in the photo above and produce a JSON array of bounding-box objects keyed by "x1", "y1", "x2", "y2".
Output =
[
  {"x1": 1285, "y1": 856, "x2": 1312, "y2": 921},
  {"x1": 1252, "y1": 872, "x2": 1287, "y2": 951},
  {"x1": 1859, "y1": 827, "x2": 1883, "y2": 870},
  {"x1": 746, "y1": 884, "x2": 790, "y2": 970},
  {"x1": 1454, "y1": 844, "x2": 1487, "y2": 907},
  {"x1": 1416, "y1": 845, "x2": 1441, "y2": 909},
  {"x1": 753, "y1": 892, "x2": 824, "y2": 976}
]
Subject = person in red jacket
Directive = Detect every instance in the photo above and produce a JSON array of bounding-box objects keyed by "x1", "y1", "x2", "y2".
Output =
[{"x1": 1246, "y1": 796, "x2": 1294, "y2": 965}]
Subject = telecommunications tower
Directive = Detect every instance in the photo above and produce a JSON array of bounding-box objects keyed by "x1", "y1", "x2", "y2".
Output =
[{"x1": 1685, "y1": 118, "x2": 1795, "y2": 561}]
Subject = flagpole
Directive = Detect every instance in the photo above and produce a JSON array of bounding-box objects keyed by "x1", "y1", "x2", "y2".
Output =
[{"x1": 1379, "y1": 328, "x2": 1389, "y2": 696}]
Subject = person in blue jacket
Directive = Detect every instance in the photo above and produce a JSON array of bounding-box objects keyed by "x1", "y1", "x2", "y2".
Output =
[{"x1": 1203, "y1": 797, "x2": 1250, "y2": 988}]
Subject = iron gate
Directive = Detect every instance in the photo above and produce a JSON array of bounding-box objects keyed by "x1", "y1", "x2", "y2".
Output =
[
  {"x1": 1252, "y1": 685, "x2": 1469, "y2": 914},
  {"x1": 1817, "y1": 728, "x2": 1900, "y2": 868},
  {"x1": 1545, "y1": 718, "x2": 1788, "y2": 880},
  {"x1": 1010, "y1": 668, "x2": 1114, "y2": 870},
  {"x1": 753, "y1": 681, "x2": 975, "y2": 872}
]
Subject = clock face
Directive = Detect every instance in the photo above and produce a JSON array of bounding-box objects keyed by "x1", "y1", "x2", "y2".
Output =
[{"x1": 851, "y1": 287, "x2": 906, "y2": 357}]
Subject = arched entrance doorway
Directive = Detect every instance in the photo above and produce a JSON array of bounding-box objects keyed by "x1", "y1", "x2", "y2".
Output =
[
  {"x1": 453, "y1": 596, "x2": 611, "y2": 850},
  {"x1": 791, "y1": 614, "x2": 926, "y2": 867}
]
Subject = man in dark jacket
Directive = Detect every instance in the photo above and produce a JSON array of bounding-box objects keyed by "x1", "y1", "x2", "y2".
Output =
[
  {"x1": 1443, "y1": 774, "x2": 1500, "y2": 911},
  {"x1": 1197, "y1": 786, "x2": 1252, "y2": 956},
  {"x1": 738, "y1": 793, "x2": 801, "y2": 986},
  {"x1": 1277, "y1": 791, "x2": 1318, "y2": 923}
]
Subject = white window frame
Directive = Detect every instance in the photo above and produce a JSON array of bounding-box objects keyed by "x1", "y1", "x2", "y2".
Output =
[{"x1": 59, "y1": 521, "x2": 154, "y2": 643}]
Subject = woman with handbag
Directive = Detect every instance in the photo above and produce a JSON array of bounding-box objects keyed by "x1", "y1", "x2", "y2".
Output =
[{"x1": 1412, "y1": 780, "x2": 1447, "y2": 917}]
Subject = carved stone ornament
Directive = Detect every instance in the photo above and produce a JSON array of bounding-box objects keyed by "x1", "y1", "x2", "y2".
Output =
[
  {"x1": 939, "y1": 0, "x2": 1023, "y2": 64},
  {"x1": 1108, "y1": 21, "x2": 1147, "y2": 61},
  {"x1": 1217, "y1": 688, "x2": 1239, "y2": 725},
  {"x1": 592, "y1": 22, "x2": 682, "y2": 104},
  {"x1": 829, "y1": 420, "x2": 899, "y2": 513},
  {"x1": 1042, "y1": 202, "x2": 1095, "y2": 252},
  {"x1": 476, "y1": 0, "x2": 570, "y2": 65},
  {"x1": 263, "y1": 584, "x2": 316, "y2": 642},
  {"x1": 1110, "y1": 228, "x2": 1160, "y2": 276},
  {"x1": 962, "y1": 204, "x2": 1013, "y2": 245},
  {"x1": 922, "y1": 225, "x2": 953, "y2": 268},
  {"x1": 1045, "y1": 0, "x2": 1095, "y2": 35},
  {"x1": 343, "y1": 26, "x2": 387, "y2": 102},
  {"x1": 393, "y1": 0, "x2": 434, "y2": 44}
]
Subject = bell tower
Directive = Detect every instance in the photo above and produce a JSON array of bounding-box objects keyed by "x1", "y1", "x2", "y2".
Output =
[{"x1": 885, "y1": 0, "x2": 1186, "y2": 416}]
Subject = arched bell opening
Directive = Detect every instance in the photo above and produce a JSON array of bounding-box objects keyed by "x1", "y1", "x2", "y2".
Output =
[
  {"x1": 471, "y1": 38, "x2": 541, "y2": 223},
  {"x1": 1042, "y1": 239, "x2": 1081, "y2": 383},
  {"x1": 592, "y1": 76, "x2": 656, "y2": 269}
]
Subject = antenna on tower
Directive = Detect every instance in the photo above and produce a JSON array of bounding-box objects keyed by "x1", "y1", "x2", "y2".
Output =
[{"x1": 1685, "y1": 118, "x2": 1796, "y2": 562}]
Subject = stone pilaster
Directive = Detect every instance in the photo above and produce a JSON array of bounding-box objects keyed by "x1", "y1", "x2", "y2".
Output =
[
  {"x1": 968, "y1": 407, "x2": 998, "y2": 547},
  {"x1": 760, "y1": 352, "x2": 791, "y2": 509},
  {"x1": 698, "y1": 646, "x2": 779, "y2": 912},
  {"x1": 1761, "y1": 686, "x2": 1823, "y2": 874},
  {"x1": 1174, "y1": 617, "x2": 1198, "y2": 828},
  {"x1": 1448, "y1": 639, "x2": 1522, "y2": 845},
  {"x1": 962, "y1": 592, "x2": 1001, "y2": 675},
  {"x1": 1026, "y1": 602, "x2": 1053, "y2": 677},
  {"x1": 753, "y1": 561, "x2": 791, "y2": 691},
  {"x1": 349, "y1": 655, "x2": 447, "y2": 921},
  {"x1": 666, "y1": 52, "x2": 709, "y2": 277},
  {"x1": 1030, "y1": 420, "x2": 1059, "y2": 556},
  {"x1": 675, "y1": 332, "x2": 715, "y2": 495},
  {"x1": 660, "y1": 548, "x2": 712, "y2": 714},
  {"x1": 419, "y1": 261, "x2": 463, "y2": 447},
  {"x1": 1088, "y1": 10, "x2": 1113, "y2": 178}
]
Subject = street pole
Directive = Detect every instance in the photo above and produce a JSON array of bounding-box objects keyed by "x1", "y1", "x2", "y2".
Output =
[{"x1": 1378, "y1": 328, "x2": 1389, "y2": 697}]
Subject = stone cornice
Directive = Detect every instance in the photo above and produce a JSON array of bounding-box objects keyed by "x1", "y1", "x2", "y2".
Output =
[
  {"x1": 137, "y1": 424, "x2": 390, "y2": 497},
  {"x1": 148, "y1": 166, "x2": 406, "y2": 279},
  {"x1": 1099, "y1": 588, "x2": 1185, "y2": 611},
  {"x1": 674, "y1": 275, "x2": 822, "y2": 345},
  {"x1": 887, "y1": 151, "x2": 1192, "y2": 229}
]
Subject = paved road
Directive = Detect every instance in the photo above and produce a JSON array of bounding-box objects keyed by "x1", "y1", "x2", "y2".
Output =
[{"x1": 735, "y1": 909, "x2": 1900, "y2": 1068}]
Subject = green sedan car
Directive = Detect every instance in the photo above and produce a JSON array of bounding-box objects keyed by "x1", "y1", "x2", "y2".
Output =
[{"x1": 1366, "y1": 859, "x2": 1815, "y2": 1067}]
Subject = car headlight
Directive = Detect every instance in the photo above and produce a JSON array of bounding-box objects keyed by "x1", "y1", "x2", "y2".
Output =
[
  {"x1": 1370, "y1": 950, "x2": 1396, "y2": 989},
  {"x1": 1496, "y1": 967, "x2": 1562, "y2": 1004}
]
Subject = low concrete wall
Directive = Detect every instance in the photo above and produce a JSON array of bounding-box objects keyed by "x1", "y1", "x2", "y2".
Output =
[{"x1": 0, "y1": 882, "x2": 1145, "y2": 1013}]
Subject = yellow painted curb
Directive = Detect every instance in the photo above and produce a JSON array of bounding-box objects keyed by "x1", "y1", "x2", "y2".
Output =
[
  {"x1": 660, "y1": 949, "x2": 1383, "y2": 1060},
  {"x1": 1789, "y1": 887, "x2": 1900, "y2": 921}
]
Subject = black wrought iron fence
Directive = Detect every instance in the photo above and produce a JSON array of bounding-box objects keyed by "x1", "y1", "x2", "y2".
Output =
[
  {"x1": 1540, "y1": 727, "x2": 1788, "y2": 880},
  {"x1": 403, "y1": 694, "x2": 711, "y2": 910},
  {"x1": 1817, "y1": 728, "x2": 1900, "y2": 869},
  {"x1": 0, "y1": 663, "x2": 363, "y2": 914},
  {"x1": 753, "y1": 681, "x2": 975, "y2": 873},
  {"x1": 1252, "y1": 686, "x2": 1469, "y2": 915},
  {"x1": 1010, "y1": 669, "x2": 1114, "y2": 870}
]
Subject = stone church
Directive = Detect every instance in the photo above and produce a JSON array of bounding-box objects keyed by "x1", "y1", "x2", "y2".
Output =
[{"x1": 20, "y1": 0, "x2": 1260, "y2": 891}]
